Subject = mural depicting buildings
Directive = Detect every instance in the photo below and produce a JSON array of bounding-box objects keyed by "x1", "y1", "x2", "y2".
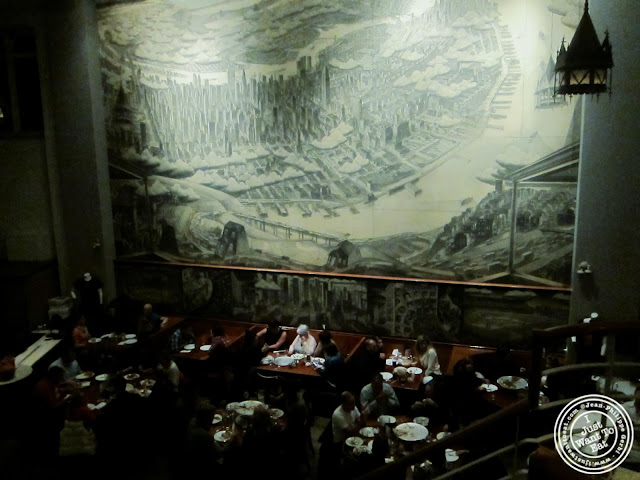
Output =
[{"x1": 101, "y1": 0, "x2": 582, "y2": 287}]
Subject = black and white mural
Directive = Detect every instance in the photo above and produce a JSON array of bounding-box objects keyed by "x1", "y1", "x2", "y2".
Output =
[
  {"x1": 116, "y1": 262, "x2": 568, "y2": 347},
  {"x1": 101, "y1": 0, "x2": 583, "y2": 288}
]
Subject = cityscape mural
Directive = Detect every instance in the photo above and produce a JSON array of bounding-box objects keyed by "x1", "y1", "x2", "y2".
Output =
[{"x1": 101, "y1": 0, "x2": 583, "y2": 288}]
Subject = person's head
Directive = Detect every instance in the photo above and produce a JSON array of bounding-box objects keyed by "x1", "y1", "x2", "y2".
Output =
[
  {"x1": 324, "y1": 343, "x2": 338, "y2": 358},
  {"x1": 365, "y1": 337, "x2": 378, "y2": 353},
  {"x1": 371, "y1": 373, "x2": 384, "y2": 395},
  {"x1": 296, "y1": 324, "x2": 309, "y2": 339},
  {"x1": 340, "y1": 391, "x2": 356, "y2": 411},
  {"x1": 47, "y1": 366, "x2": 65, "y2": 385},
  {"x1": 213, "y1": 325, "x2": 225, "y2": 337},
  {"x1": 143, "y1": 303, "x2": 153, "y2": 317},
  {"x1": 319, "y1": 330, "x2": 332, "y2": 345},
  {"x1": 158, "y1": 350, "x2": 172, "y2": 368},
  {"x1": 454, "y1": 357, "x2": 475, "y2": 376},
  {"x1": 60, "y1": 348, "x2": 76, "y2": 365},
  {"x1": 267, "y1": 320, "x2": 280, "y2": 333},
  {"x1": 416, "y1": 335, "x2": 431, "y2": 354}
]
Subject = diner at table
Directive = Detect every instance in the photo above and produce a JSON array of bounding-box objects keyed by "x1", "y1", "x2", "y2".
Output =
[{"x1": 288, "y1": 323, "x2": 317, "y2": 355}]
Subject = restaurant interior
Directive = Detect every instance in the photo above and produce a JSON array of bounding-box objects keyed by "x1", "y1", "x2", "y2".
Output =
[{"x1": 0, "y1": 1, "x2": 639, "y2": 479}]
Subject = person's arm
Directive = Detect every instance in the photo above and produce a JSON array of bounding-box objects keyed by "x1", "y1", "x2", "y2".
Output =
[
  {"x1": 273, "y1": 330, "x2": 287, "y2": 350},
  {"x1": 425, "y1": 349, "x2": 438, "y2": 376},
  {"x1": 312, "y1": 342, "x2": 323, "y2": 358},
  {"x1": 360, "y1": 385, "x2": 374, "y2": 412},
  {"x1": 288, "y1": 336, "x2": 299, "y2": 354}
]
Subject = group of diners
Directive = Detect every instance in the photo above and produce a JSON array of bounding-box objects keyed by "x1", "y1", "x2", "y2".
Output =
[{"x1": 10, "y1": 301, "x2": 533, "y2": 480}]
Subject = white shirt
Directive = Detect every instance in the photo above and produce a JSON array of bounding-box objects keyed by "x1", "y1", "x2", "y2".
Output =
[
  {"x1": 420, "y1": 347, "x2": 441, "y2": 376},
  {"x1": 332, "y1": 404, "x2": 361, "y2": 443},
  {"x1": 158, "y1": 360, "x2": 180, "y2": 392},
  {"x1": 288, "y1": 334, "x2": 317, "y2": 355}
]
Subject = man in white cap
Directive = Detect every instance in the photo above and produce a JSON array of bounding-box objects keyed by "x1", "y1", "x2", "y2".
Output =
[{"x1": 288, "y1": 324, "x2": 317, "y2": 355}]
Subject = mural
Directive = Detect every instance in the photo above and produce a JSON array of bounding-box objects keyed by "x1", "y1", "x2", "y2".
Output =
[
  {"x1": 115, "y1": 262, "x2": 568, "y2": 348},
  {"x1": 101, "y1": 0, "x2": 584, "y2": 287}
]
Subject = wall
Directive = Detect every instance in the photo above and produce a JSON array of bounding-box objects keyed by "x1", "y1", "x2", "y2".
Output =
[
  {"x1": 0, "y1": 138, "x2": 55, "y2": 261},
  {"x1": 569, "y1": 0, "x2": 640, "y2": 323}
]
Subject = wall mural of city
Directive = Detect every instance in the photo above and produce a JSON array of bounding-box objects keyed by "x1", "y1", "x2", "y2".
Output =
[
  {"x1": 101, "y1": 0, "x2": 583, "y2": 288},
  {"x1": 116, "y1": 262, "x2": 569, "y2": 348}
]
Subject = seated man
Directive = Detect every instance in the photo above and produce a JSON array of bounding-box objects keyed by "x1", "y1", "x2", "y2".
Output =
[
  {"x1": 360, "y1": 373, "x2": 399, "y2": 419},
  {"x1": 332, "y1": 391, "x2": 362, "y2": 444},
  {"x1": 49, "y1": 347, "x2": 82, "y2": 383},
  {"x1": 256, "y1": 320, "x2": 287, "y2": 354},
  {"x1": 138, "y1": 303, "x2": 167, "y2": 337},
  {"x1": 353, "y1": 337, "x2": 386, "y2": 390}
]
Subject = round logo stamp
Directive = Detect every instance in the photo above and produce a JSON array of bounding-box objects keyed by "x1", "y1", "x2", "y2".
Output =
[{"x1": 554, "y1": 394, "x2": 634, "y2": 474}]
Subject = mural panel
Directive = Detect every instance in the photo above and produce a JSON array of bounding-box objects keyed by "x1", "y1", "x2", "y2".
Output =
[{"x1": 101, "y1": 0, "x2": 583, "y2": 287}]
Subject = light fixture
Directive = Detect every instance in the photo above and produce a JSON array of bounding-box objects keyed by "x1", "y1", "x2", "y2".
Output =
[{"x1": 554, "y1": 0, "x2": 613, "y2": 97}]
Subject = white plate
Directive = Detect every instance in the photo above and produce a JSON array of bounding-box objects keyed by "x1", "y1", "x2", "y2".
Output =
[
  {"x1": 125, "y1": 334, "x2": 136, "y2": 339},
  {"x1": 101, "y1": 333, "x2": 115, "y2": 339},
  {"x1": 497, "y1": 376, "x2": 528, "y2": 390},
  {"x1": 269, "y1": 408, "x2": 284, "y2": 419},
  {"x1": 211, "y1": 414, "x2": 223, "y2": 425},
  {"x1": 380, "y1": 371, "x2": 393, "y2": 381},
  {"x1": 394, "y1": 422, "x2": 428, "y2": 442},
  {"x1": 291, "y1": 353, "x2": 306, "y2": 360},
  {"x1": 183, "y1": 344, "x2": 196, "y2": 351},
  {"x1": 236, "y1": 400, "x2": 265, "y2": 415},
  {"x1": 407, "y1": 367, "x2": 423, "y2": 375},
  {"x1": 359, "y1": 427, "x2": 379, "y2": 438},
  {"x1": 274, "y1": 356, "x2": 295, "y2": 367},
  {"x1": 481, "y1": 383, "x2": 498, "y2": 392},
  {"x1": 413, "y1": 416, "x2": 430, "y2": 426},
  {"x1": 445, "y1": 448, "x2": 459, "y2": 462},
  {"x1": 345, "y1": 437, "x2": 364, "y2": 447},
  {"x1": 140, "y1": 379, "x2": 156, "y2": 388},
  {"x1": 385, "y1": 359, "x2": 394, "y2": 366},
  {"x1": 261, "y1": 355, "x2": 274, "y2": 365},
  {"x1": 79, "y1": 381, "x2": 91, "y2": 388},
  {"x1": 214, "y1": 430, "x2": 231, "y2": 443},
  {"x1": 124, "y1": 338, "x2": 137, "y2": 345},
  {"x1": 179, "y1": 349, "x2": 190, "y2": 353},
  {"x1": 226, "y1": 402, "x2": 239, "y2": 411},
  {"x1": 423, "y1": 375, "x2": 434, "y2": 384},
  {"x1": 124, "y1": 373, "x2": 140, "y2": 381},
  {"x1": 313, "y1": 357, "x2": 325, "y2": 364},
  {"x1": 75, "y1": 371, "x2": 94, "y2": 380},
  {"x1": 437, "y1": 431, "x2": 451, "y2": 440},
  {"x1": 88, "y1": 337, "x2": 101, "y2": 344},
  {"x1": 200, "y1": 345, "x2": 212, "y2": 351},
  {"x1": 378, "y1": 415, "x2": 396, "y2": 425},
  {"x1": 95, "y1": 373, "x2": 109, "y2": 382}
]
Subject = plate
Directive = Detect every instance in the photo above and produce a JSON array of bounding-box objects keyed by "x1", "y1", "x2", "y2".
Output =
[
  {"x1": 226, "y1": 402, "x2": 239, "y2": 411},
  {"x1": 200, "y1": 345, "x2": 212, "y2": 351},
  {"x1": 75, "y1": 371, "x2": 94, "y2": 380},
  {"x1": 140, "y1": 379, "x2": 156, "y2": 388},
  {"x1": 125, "y1": 334, "x2": 136, "y2": 339},
  {"x1": 211, "y1": 414, "x2": 223, "y2": 425},
  {"x1": 394, "y1": 422, "x2": 428, "y2": 442},
  {"x1": 413, "y1": 416, "x2": 430, "y2": 427},
  {"x1": 124, "y1": 373, "x2": 140, "y2": 381},
  {"x1": 183, "y1": 344, "x2": 196, "y2": 351},
  {"x1": 423, "y1": 375, "x2": 434, "y2": 384},
  {"x1": 407, "y1": 367, "x2": 422, "y2": 375},
  {"x1": 214, "y1": 430, "x2": 231, "y2": 443},
  {"x1": 179, "y1": 349, "x2": 191, "y2": 353},
  {"x1": 437, "y1": 431, "x2": 451, "y2": 440},
  {"x1": 378, "y1": 415, "x2": 396, "y2": 425},
  {"x1": 79, "y1": 381, "x2": 91, "y2": 388},
  {"x1": 497, "y1": 376, "x2": 528, "y2": 390},
  {"x1": 385, "y1": 359, "x2": 394, "y2": 366},
  {"x1": 236, "y1": 400, "x2": 265, "y2": 415},
  {"x1": 359, "y1": 427, "x2": 379, "y2": 438},
  {"x1": 101, "y1": 333, "x2": 115, "y2": 339},
  {"x1": 261, "y1": 355, "x2": 274, "y2": 365},
  {"x1": 269, "y1": 408, "x2": 284, "y2": 419},
  {"x1": 95, "y1": 373, "x2": 109, "y2": 382},
  {"x1": 345, "y1": 437, "x2": 364, "y2": 447},
  {"x1": 274, "y1": 356, "x2": 295, "y2": 367},
  {"x1": 123, "y1": 338, "x2": 137, "y2": 345},
  {"x1": 291, "y1": 353, "x2": 306, "y2": 360},
  {"x1": 380, "y1": 371, "x2": 393, "y2": 381},
  {"x1": 88, "y1": 337, "x2": 101, "y2": 344},
  {"x1": 353, "y1": 445, "x2": 370, "y2": 455},
  {"x1": 445, "y1": 448, "x2": 459, "y2": 462},
  {"x1": 313, "y1": 357, "x2": 325, "y2": 364},
  {"x1": 481, "y1": 383, "x2": 498, "y2": 392}
]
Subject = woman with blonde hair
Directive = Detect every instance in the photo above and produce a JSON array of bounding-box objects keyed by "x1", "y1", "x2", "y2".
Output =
[{"x1": 415, "y1": 335, "x2": 441, "y2": 376}]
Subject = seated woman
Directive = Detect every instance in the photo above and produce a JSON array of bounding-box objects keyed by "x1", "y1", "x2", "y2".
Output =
[
  {"x1": 313, "y1": 330, "x2": 338, "y2": 359},
  {"x1": 256, "y1": 320, "x2": 287, "y2": 354},
  {"x1": 450, "y1": 357, "x2": 492, "y2": 426},
  {"x1": 288, "y1": 324, "x2": 317, "y2": 355},
  {"x1": 415, "y1": 335, "x2": 441, "y2": 376}
]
